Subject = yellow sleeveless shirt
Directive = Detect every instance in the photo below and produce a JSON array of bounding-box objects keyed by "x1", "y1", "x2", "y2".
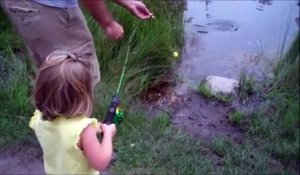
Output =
[{"x1": 29, "y1": 109, "x2": 99, "y2": 175}]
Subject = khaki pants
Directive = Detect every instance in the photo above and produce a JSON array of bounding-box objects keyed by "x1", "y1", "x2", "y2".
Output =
[{"x1": 0, "y1": 0, "x2": 100, "y2": 85}]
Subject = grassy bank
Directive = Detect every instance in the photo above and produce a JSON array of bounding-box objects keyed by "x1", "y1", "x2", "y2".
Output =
[
  {"x1": 244, "y1": 33, "x2": 300, "y2": 172},
  {"x1": 201, "y1": 33, "x2": 299, "y2": 174}
]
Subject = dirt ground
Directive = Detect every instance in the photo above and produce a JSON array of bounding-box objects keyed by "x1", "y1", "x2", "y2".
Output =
[
  {"x1": 0, "y1": 84, "x2": 244, "y2": 174},
  {"x1": 0, "y1": 145, "x2": 44, "y2": 174},
  {"x1": 0, "y1": 144, "x2": 112, "y2": 175},
  {"x1": 141, "y1": 83, "x2": 244, "y2": 144}
]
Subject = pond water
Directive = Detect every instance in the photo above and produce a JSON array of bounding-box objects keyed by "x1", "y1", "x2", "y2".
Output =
[{"x1": 177, "y1": 0, "x2": 299, "y2": 89}]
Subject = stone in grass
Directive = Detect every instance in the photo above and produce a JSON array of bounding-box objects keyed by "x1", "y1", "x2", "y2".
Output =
[{"x1": 200, "y1": 75, "x2": 239, "y2": 96}]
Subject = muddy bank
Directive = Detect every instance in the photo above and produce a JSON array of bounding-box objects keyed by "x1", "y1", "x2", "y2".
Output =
[{"x1": 141, "y1": 84, "x2": 244, "y2": 144}]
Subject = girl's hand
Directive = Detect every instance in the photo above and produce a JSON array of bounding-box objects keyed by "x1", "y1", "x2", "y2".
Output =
[
  {"x1": 95, "y1": 122, "x2": 103, "y2": 133},
  {"x1": 100, "y1": 123, "x2": 117, "y2": 138},
  {"x1": 103, "y1": 20, "x2": 124, "y2": 41}
]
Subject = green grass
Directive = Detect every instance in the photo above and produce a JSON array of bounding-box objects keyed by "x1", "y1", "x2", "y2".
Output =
[
  {"x1": 228, "y1": 110, "x2": 243, "y2": 125},
  {"x1": 210, "y1": 137, "x2": 293, "y2": 174},
  {"x1": 245, "y1": 95, "x2": 300, "y2": 166},
  {"x1": 198, "y1": 82, "x2": 214, "y2": 99},
  {"x1": 238, "y1": 68, "x2": 256, "y2": 101},
  {"x1": 0, "y1": 10, "x2": 23, "y2": 54},
  {"x1": 0, "y1": 49, "x2": 34, "y2": 147},
  {"x1": 112, "y1": 113, "x2": 212, "y2": 174},
  {"x1": 198, "y1": 82, "x2": 234, "y2": 103},
  {"x1": 207, "y1": 33, "x2": 300, "y2": 174},
  {"x1": 0, "y1": 10, "x2": 33, "y2": 146},
  {"x1": 239, "y1": 33, "x2": 300, "y2": 173}
]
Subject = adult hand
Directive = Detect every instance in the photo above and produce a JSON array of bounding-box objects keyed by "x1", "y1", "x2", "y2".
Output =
[
  {"x1": 117, "y1": 0, "x2": 154, "y2": 20},
  {"x1": 103, "y1": 20, "x2": 124, "y2": 41}
]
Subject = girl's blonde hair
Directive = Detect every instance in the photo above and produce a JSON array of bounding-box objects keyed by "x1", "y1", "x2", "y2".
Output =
[{"x1": 32, "y1": 51, "x2": 94, "y2": 120}]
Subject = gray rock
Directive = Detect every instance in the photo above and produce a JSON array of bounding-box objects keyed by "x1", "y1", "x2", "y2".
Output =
[{"x1": 203, "y1": 75, "x2": 239, "y2": 95}]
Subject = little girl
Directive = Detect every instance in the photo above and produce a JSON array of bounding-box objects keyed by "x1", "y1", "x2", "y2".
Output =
[{"x1": 29, "y1": 50, "x2": 116, "y2": 174}]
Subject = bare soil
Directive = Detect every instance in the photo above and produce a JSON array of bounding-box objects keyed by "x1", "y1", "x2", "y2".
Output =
[
  {"x1": 141, "y1": 83, "x2": 244, "y2": 144},
  {"x1": 0, "y1": 144, "x2": 112, "y2": 175},
  {"x1": 0, "y1": 145, "x2": 44, "y2": 174}
]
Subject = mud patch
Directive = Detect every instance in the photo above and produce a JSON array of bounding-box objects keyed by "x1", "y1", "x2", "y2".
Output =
[
  {"x1": 141, "y1": 84, "x2": 244, "y2": 144},
  {"x1": 0, "y1": 145, "x2": 44, "y2": 174},
  {"x1": 0, "y1": 144, "x2": 112, "y2": 174},
  {"x1": 171, "y1": 92, "x2": 243, "y2": 143}
]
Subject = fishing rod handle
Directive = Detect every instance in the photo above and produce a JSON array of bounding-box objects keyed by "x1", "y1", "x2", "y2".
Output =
[{"x1": 103, "y1": 95, "x2": 120, "y2": 124}]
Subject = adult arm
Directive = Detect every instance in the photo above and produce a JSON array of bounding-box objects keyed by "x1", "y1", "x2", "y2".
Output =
[
  {"x1": 80, "y1": 0, "x2": 124, "y2": 40},
  {"x1": 114, "y1": 0, "x2": 154, "y2": 20},
  {"x1": 79, "y1": 0, "x2": 153, "y2": 40}
]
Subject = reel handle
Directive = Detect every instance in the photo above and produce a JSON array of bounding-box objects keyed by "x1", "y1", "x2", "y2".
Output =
[{"x1": 103, "y1": 95, "x2": 123, "y2": 125}]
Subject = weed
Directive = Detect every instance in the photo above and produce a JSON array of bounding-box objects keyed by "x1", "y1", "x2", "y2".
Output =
[
  {"x1": 198, "y1": 82, "x2": 214, "y2": 99},
  {"x1": 239, "y1": 70, "x2": 256, "y2": 100},
  {"x1": 228, "y1": 110, "x2": 243, "y2": 125},
  {"x1": 241, "y1": 32, "x2": 300, "y2": 172},
  {"x1": 198, "y1": 82, "x2": 234, "y2": 103},
  {"x1": 0, "y1": 10, "x2": 23, "y2": 53},
  {"x1": 210, "y1": 137, "x2": 233, "y2": 157}
]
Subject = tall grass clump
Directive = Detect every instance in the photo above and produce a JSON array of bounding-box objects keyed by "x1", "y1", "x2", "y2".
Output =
[
  {"x1": 0, "y1": 49, "x2": 33, "y2": 147},
  {"x1": 246, "y1": 33, "x2": 299, "y2": 170},
  {"x1": 85, "y1": 0, "x2": 185, "y2": 97},
  {"x1": 0, "y1": 10, "x2": 33, "y2": 147},
  {"x1": 0, "y1": 10, "x2": 23, "y2": 54}
]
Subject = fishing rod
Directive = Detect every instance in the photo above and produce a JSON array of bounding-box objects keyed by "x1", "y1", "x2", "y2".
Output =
[{"x1": 103, "y1": 29, "x2": 136, "y2": 125}]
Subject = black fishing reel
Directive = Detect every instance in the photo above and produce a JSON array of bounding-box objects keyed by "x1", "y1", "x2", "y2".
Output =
[{"x1": 103, "y1": 95, "x2": 124, "y2": 125}]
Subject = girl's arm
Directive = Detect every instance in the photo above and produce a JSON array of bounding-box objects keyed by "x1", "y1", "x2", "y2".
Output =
[{"x1": 80, "y1": 123, "x2": 116, "y2": 171}]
